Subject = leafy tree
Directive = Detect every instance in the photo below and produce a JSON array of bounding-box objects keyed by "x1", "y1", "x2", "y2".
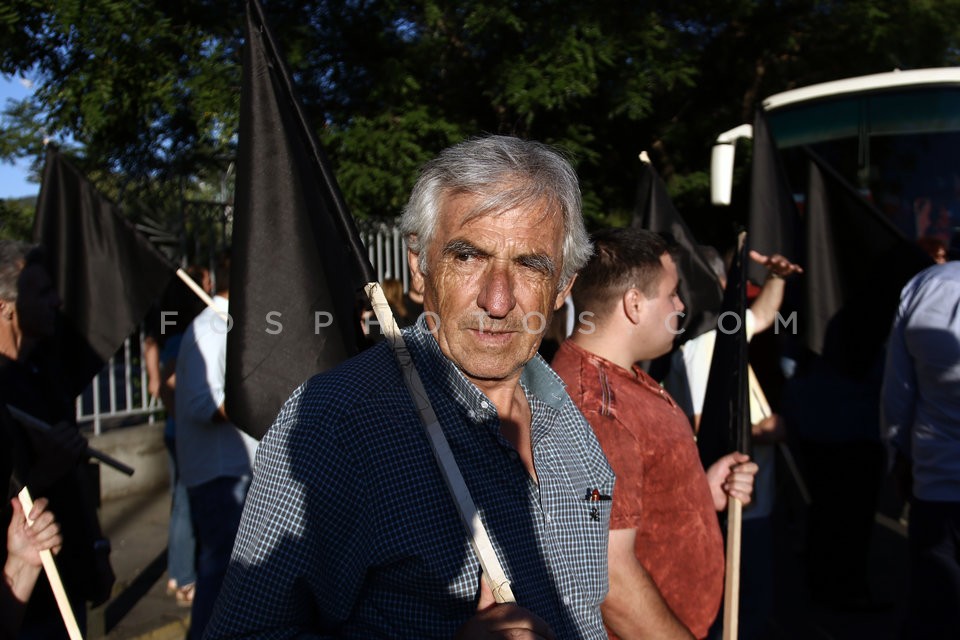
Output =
[
  {"x1": 2, "y1": 0, "x2": 960, "y2": 245},
  {"x1": 0, "y1": 196, "x2": 35, "y2": 241}
]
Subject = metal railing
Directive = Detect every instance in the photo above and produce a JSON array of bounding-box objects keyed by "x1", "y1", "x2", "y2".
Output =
[
  {"x1": 77, "y1": 329, "x2": 160, "y2": 435},
  {"x1": 358, "y1": 217, "x2": 412, "y2": 290}
]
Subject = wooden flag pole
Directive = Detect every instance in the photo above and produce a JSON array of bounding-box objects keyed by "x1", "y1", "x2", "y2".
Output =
[
  {"x1": 365, "y1": 282, "x2": 516, "y2": 604},
  {"x1": 175, "y1": 268, "x2": 215, "y2": 308},
  {"x1": 721, "y1": 229, "x2": 748, "y2": 640},
  {"x1": 17, "y1": 487, "x2": 83, "y2": 640},
  {"x1": 722, "y1": 496, "x2": 743, "y2": 640},
  {"x1": 175, "y1": 268, "x2": 229, "y2": 322}
]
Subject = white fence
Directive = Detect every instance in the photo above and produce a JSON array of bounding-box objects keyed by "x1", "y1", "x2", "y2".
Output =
[
  {"x1": 76, "y1": 330, "x2": 159, "y2": 434},
  {"x1": 79, "y1": 219, "x2": 408, "y2": 434},
  {"x1": 359, "y1": 217, "x2": 413, "y2": 291}
]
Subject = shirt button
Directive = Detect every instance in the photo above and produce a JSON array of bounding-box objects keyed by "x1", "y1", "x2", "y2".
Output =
[
  {"x1": 563, "y1": 595, "x2": 572, "y2": 605},
  {"x1": 467, "y1": 410, "x2": 477, "y2": 419},
  {"x1": 480, "y1": 400, "x2": 489, "y2": 409},
  {"x1": 544, "y1": 512, "x2": 553, "y2": 523}
]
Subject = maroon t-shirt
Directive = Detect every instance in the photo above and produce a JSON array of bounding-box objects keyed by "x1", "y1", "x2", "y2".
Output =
[{"x1": 552, "y1": 340, "x2": 724, "y2": 639}]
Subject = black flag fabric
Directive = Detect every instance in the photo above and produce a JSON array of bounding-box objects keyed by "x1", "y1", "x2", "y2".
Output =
[
  {"x1": 696, "y1": 232, "x2": 751, "y2": 470},
  {"x1": 631, "y1": 159, "x2": 724, "y2": 343},
  {"x1": 802, "y1": 149, "x2": 932, "y2": 377},
  {"x1": 225, "y1": 0, "x2": 376, "y2": 439},
  {"x1": 747, "y1": 109, "x2": 800, "y2": 285},
  {"x1": 33, "y1": 146, "x2": 175, "y2": 397}
]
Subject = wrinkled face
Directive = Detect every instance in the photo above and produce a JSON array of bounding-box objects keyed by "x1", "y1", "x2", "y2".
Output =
[
  {"x1": 413, "y1": 191, "x2": 571, "y2": 386},
  {"x1": 635, "y1": 253, "x2": 685, "y2": 360},
  {"x1": 15, "y1": 263, "x2": 60, "y2": 339}
]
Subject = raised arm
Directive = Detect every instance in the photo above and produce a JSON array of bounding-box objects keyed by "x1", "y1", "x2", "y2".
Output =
[{"x1": 747, "y1": 250, "x2": 803, "y2": 334}]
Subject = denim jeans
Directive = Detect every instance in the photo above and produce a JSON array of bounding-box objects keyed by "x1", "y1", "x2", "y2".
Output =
[
  {"x1": 165, "y1": 434, "x2": 197, "y2": 587},
  {"x1": 186, "y1": 475, "x2": 251, "y2": 640}
]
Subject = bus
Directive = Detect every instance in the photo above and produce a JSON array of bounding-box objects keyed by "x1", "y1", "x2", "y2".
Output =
[{"x1": 710, "y1": 67, "x2": 960, "y2": 256}]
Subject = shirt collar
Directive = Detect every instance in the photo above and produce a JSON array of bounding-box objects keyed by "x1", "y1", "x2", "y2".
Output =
[
  {"x1": 561, "y1": 338, "x2": 673, "y2": 402},
  {"x1": 402, "y1": 315, "x2": 569, "y2": 427}
]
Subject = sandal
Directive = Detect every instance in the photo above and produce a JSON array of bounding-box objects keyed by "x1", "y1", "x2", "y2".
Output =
[{"x1": 175, "y1": 583, "x2": 195, "y2": 607}]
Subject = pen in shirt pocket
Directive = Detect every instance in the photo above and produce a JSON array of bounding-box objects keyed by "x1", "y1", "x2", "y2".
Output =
[{"x1": 584, "y1": 488, "x2": 611, "y2": 521}]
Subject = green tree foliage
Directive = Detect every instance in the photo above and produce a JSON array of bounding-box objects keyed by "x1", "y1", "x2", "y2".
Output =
[
  {"x1": 0, "y1": 196, "x2": 34, "y2": 241},
  {"x1": 2, "y1": 0, "x2": 960, "y2": 242}
]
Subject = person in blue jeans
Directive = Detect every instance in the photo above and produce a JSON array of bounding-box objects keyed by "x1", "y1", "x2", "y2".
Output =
[
  {"x1": 159, "y1": 331, "x2": 196, "y2": 605},
  {"x1": 144, "y1": 265, "x2": 211, "y2": 606}
]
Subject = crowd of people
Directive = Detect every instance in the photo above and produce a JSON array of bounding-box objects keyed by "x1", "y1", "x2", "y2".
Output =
[{"x1": 2, "y1": 134, "x2": 958, "y2": 639}]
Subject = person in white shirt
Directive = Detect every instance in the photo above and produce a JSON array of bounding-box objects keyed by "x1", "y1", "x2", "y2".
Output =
[{"x1": 175, "y1": 254, "x2": 257, "y2": 640}]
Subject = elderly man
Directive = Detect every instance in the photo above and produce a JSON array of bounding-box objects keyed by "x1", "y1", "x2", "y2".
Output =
[
  {"x1": 551, "y1": 228, "x2": 757, "y2": 639},
  {"x1": 208, "y1": 136, "x2": 615, "y2": 639}
]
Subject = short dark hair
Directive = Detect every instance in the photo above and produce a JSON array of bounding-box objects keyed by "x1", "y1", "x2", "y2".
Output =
[
  {"x1": 572, "y1": 228, "x2": 671, "y2": 319},
  {"x1": 213, "y1": 250, "x2": 230, "y2": 294}
]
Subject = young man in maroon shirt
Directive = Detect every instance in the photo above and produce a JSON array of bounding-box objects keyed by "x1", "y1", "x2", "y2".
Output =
[{"x1": 552, "y1": 228, "x2": 758, "y2": 639}]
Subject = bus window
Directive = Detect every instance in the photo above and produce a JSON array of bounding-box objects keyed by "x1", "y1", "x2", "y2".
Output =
[{"x1": 766, "y1": 86, "x2": 960, "y2": 248}]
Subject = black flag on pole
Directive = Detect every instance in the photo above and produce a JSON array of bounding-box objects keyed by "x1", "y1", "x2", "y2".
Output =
[
  {"x1": 747, "y1": 110, "x2": 800, "y2": 285},
  {"x1": 802, "y1": 149, "x2": 931, "y2": 377},
  {"x1": 33, "y1": 146, "x2": 175, "y2": 397},
  {"x1": 225, "y1": 0, "x2": 376, "y2": 439},
  {"x1": 697, "y1": 232, "x2": 751, "y2": 469},
  {"x1": 631, "y1": 158, "x2": 724, "y2": 343}
]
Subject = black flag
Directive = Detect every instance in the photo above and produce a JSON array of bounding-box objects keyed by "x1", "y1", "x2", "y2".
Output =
[
  {"x1": 747, "y1": 110, "x2": 800, "y2": 285},
  {"x1": 33, "y1": 146, "x2": 175, "y2": 397},
  {"x1": 802, "y1": 149, "x2": 932, "y2": 376},
  {"x1": 631, "y1": 159, "x2": 723, "y2": 343},
  {"x1": 225, "y1": 0, "x2": 376, "y2": 439},
  {"x1": 697, "y1": 232, "x2": 751, "y2": 469}
]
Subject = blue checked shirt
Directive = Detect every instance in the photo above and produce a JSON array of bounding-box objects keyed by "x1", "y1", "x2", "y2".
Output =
[{"x1": 207, "y1": 319, "x2": 615, "y2": 639}]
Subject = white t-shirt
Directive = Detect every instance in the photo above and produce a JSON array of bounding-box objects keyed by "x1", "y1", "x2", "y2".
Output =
[{"x1": 174, "y1": 295, "x2": 258, "y2": 488}]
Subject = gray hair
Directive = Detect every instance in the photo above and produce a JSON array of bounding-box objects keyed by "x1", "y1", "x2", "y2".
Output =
[
  {"x1": 0, "y1": 240, "x2": 36, "y2": 302},
  {"x1": 399, "y1": 135, "x2": 592, "y2": 290}
]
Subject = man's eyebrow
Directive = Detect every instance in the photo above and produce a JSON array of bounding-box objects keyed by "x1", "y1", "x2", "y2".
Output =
[
  {"x1": 517, "y1": 253, "x2": 556, "y2": 276},
  {"x1": 440, "y1": 239, "x2": 556, "y2": 275},
  {"x1": 441, "y1": 239, "x2": 489, "y2": 258}
]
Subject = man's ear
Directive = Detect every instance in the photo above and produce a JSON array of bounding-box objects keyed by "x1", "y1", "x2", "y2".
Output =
[
  {"x1": 406, "y1": 247, "x2": 425, "y2": 293},
  {"x1": 622, "y1": 287, "x2": 644, "y2": 325},
  {"x1": 555, "y1": 275, "x2": 576, "y2": 310},
  {"x1": 0, "y1": 298, "x2": 12, "y2": 321}
]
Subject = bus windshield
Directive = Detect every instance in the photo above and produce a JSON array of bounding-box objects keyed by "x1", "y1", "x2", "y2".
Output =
[{"x1": 768, "y1": 85, "x2": 960, "y2": 252}]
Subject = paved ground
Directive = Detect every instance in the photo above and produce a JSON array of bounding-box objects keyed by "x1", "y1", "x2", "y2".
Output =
[
  {"x1": 82, "y1": 467, "x2": 911, "y2": 640},
  {"x1": 89, "y1": 484, "x2": 190, "y2": 640}
]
